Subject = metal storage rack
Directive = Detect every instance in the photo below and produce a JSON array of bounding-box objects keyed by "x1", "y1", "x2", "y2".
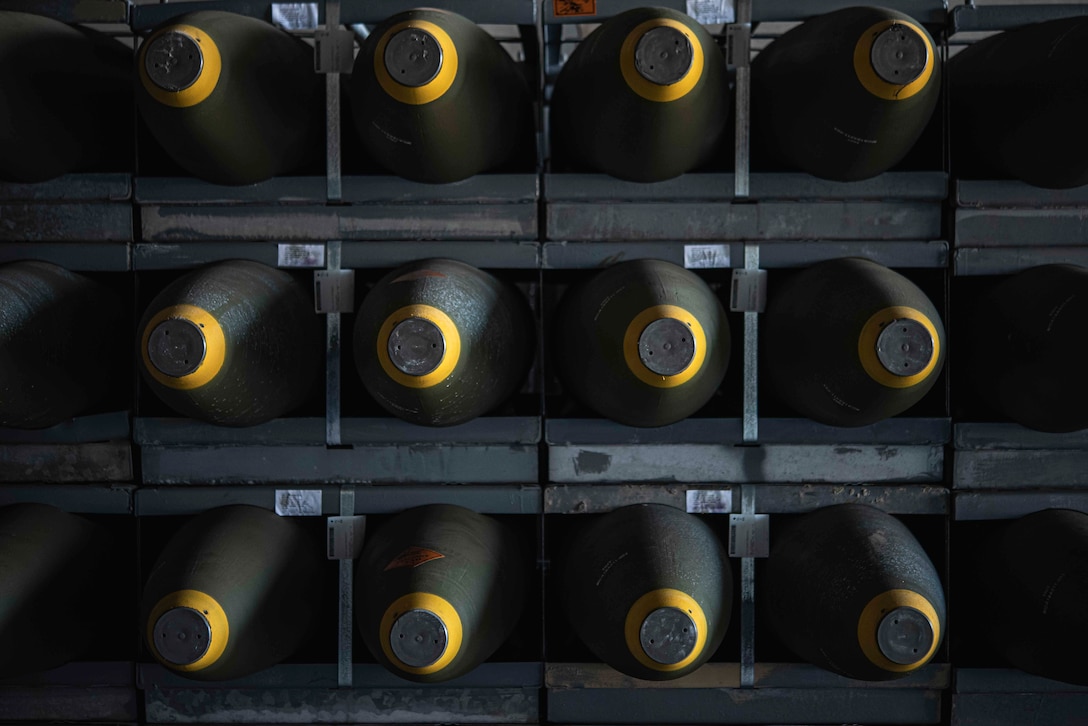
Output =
[
  {"x1": 0, "y1": 484, "x2": 137, "y2": 724},
  {"x1": 129, "y1": 0, "x2": 544, "y2": 485},
  {"x1": 542, "y1": 0, "x2": 951, "y2": 485},
  {"x1": 135, "y1": 484, "x2": 542, "y2": 724},
  {"x1": 543, "y1": 483, "x2": 950, "y2": 724}
]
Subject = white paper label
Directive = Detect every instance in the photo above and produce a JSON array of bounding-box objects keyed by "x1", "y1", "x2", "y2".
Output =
[
  {"x1": 730, "y1": 268, "x2": 768, "y2": 313},
  {"x1": 327, "y1": 515, "x2": 367, "y2": 560},
  {"x1": 278, "y1": 243, "x2": 325, "y2": 268},
  {"x1": 272, "y1": 3, "x2": 319, "y2": 30},
  {"x1": 275, "y1": 489, "x2": 323, "y2": 516},
  {"x1": 729, "y1": 513, "x2": 770, "y2": 558},
  {"x1": 314, "y1": 270, "x2": 355, "y2": 314},
  {"x1": 686, "y1": 489, "x2": 733, "y2": 514},
  {"x1": 684, "y1": 244, "x2": 731, "y2": 269},
  {"x1": 687, "y1": 0, "x2": 735, "y2": 25}
]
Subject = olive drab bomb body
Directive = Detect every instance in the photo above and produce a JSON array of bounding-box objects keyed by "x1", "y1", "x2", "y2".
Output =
[
  {"x1": 562, "y1": 504, "x2": 731, "y2": 680},
  {"x1": 0, "y1": 504, "x2": 111, "y2": 678},
  {"x1": 554, "y1": 259, "x2": 730, "y2": 427},
  {"x1": 348, "y1": 8, "x2": 534, "y2": 183},
  {"x1": 969, "y1": 509, "x2": 1088, "y2": 685},
  {"x1": 141, "y1": 505, "x2": 319, "y2": 681},
  {"x1": 951, "y1": 17, "x2": 1088, "y2": 188},
  {"x1": 965, "y1": 265, "x2": 1088, "y2": 433},
  {"x1": 0, "y1": 11, "x2": 131, "y2": 183},
  {"x1": 751, "y1": 6, "x2": 940, "y2": 181},
  {"x1": 353, "y1": 259, "x2": 534, "y2": 427},
  {"x1": 0, "y1": 261, "x2": 124, "y2": 429},
  {"x1": 763, "y1": 257, "x2": 944, "y2": 427},
  {"x1": 550, "y1": 7, "x2": 729, "y2": 182},
  {"x1": 765, "y1": 504, "x2": 946, "y2": 681},
  {"x1": 138, "y1": 260, "x2": 320, "y2": 427},
  {"x1": 136, "y1": 11, "x2": 323, "y2": 185},
  {"x1": 355, "y1": 504, "x2": 524, "y2": 682}
]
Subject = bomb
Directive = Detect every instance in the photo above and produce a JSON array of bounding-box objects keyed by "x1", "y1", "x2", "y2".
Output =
[
  {"x1": 964, "y1": 264, "x2": 1088, "y2": 433},
  {"x1": 355, "y1": 505, "x2": 524, "y2": 682},
  {"x1": 550, "y1": 7, "x2": 729, "y2": 182},
  {"x1": 562, "y1": 504, "x2": 731, "y2": 680},
  {"x1": 554, "y1": 259, "x2": 730, "y2": 427},
  {"x1": 751, "y1": 6, "x2": 940, "y2": 181},
  {"x1": 0, "y1": 261, "x2": 124, "y2": 429},
  {"x1": 141, "y1": 505, "x2": 319, "y2": 681},
  {"x1": 969, "y1": 509, "x2": 1088, "y2": 685},
  {"x1": 951, "y1": 17, "x2": 1088, "y2": 188},
  {"x1": 353, "y1": 259, "x2": 534, "y2": 426},
  {"x1": 136, "y1": 11, "x2": 323, "y2": 185},
  {"x1": 0, "y1": 11, "x2": 131, "y2": 183},
  {"x1": 0, "y1": 504, "x2": 111, "y2": 678},
  {"x1": 765, "y1": 504, "x2": 945, "y2": 681},
  {"x1": 763, "y1": 257, "x2": 944, "y2": 427},
  {"x1": 348, "y1": 8, "x2": 534, "y2": 183},
  {"x1": 137, "y1": 260, "x2": 320, "y2": 427}
]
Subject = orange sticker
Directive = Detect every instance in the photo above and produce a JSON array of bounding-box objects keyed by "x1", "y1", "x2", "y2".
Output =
[
  {"x1": 385, "y1": 546, "x2": 446, "y2": 571},
  {"x1": 554, "y1": 0, "x2": 596, "y2": 17}
]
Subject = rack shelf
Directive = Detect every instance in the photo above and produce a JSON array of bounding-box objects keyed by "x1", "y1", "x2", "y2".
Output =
[
  {"x1": 952, "y1": 668, "x2": 1088, "y2": 726},
  {"x1": 0, "y1": 661, "x2": 137, "y2": 723}
]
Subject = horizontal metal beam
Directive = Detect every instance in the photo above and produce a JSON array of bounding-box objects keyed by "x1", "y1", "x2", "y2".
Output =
[
  {"x1": 0, "y1": 484, "x2": 133, "y2": 514},
  {"x1": 546, "y1": 0, "x2": 946, "y2": 23},
  {"x1": 140, "y1": 662, "x2": 543, "y2": 689},
  {"x1": 545, "y1": 662, "x2": 949, "y2": 689},
  {"x1": 0, "y1": 443, "x2": 132, "y2": 483},
  {"x1": 0, "y1": 242, "x2": 130, "y2": 272},
  {"x1": 954, "y1": 247, "x2": 1088, "y2": 276},
  {"x1": 950, "y1": 3, "x2": 1088, "y2": 33},
  {"x1": 955, "y1": 208, "x2": 1088, "y2": 248},
  {"x1": 955, "y1": 179, "x2": 1088, "y2": 208},
  {"x1": 0, "y1": 174, "x2": 131, "y2": 202},
  {"x1": 0, "y1": 411, "x2": 130, "y2": 444},
  {"x1": 954, "y1": 449, "x2": 1088, "y2": 490},
  {"x1": 0, "y1": 203, "x2": 132, "y2": 242},
  {"x1": 954, "y1": 491, "x2": 1088, "y2": 521},
  {"x1": 547, "y1": 418, "x2": 950, "y2": 445},
  {"x1": 955, "y1": 423, "x2": 1088, "y2": 451},
  {"x1": 0, "y1": 0, "x2": 128, "y2": 23}
]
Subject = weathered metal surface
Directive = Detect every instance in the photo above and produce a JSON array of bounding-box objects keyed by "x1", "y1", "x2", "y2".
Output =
[
  {"x1": 140, "y1": 663, "x2": 542, "y2": 689},
  {"x1": 0, "y1": 242, "x2": 130, "y2": 272},
  {"x1": 0, "y1": 484, "x2": 133, "y2": 514},
  {"x1": 954, "y1": 246, "x2": 1088, "y2": 276},
  {"x1": 0, "y1": 661, "x2": 136, "y2": 722},
  {"x1": 954, "y1": 450, "x2": 1088, "y2": 489},
  {"x1": 343, "y1": 241, "x2": 541, "y2": 270},
  {"x1": 0, "y1": 0, "x2": 128, "y2": 23},
  {"x1": 548, "y1": 201, "x2": 940, "y2": 242},
  {"x1": 956, "y1": 668, "x2": 1088, "y2": 693},
  {"x1": 544, "y1": 662, "x2": 948, "y2": 689},
  {"x1": 548, "y1": 443, "x2": 943, "y2": 483},
  {"x1": 951, "y1": 3, "x2": 1088, "y2": 33},
  {"x1": 954, "y1": 491, "x2": 1088, "y2": 521},
  {"x1": 952, "y1": 692, "x2": 1088, "y2": 726},
  {"x1": 544, "y1": 483, "x2": 947, "y2": 514},
  {"x1": 0, "y1": 443, "x2": 132, "y2": 483},
  {"x1": 547, "y1": 417, "x2": 949, "y2": 446},
  {"x1": 0, "y1": 174, "x2": 130, "y2": 202},
  {"x1": 956, "y1": 179, "x2": 1088, "y2": 208},
  {"x1": 135, "y1": 177, "x2": 327, "y2": 205},
  {"x1": 140, "y1": 445, "x2": 538, "y2": 484},
  {"x1": 341, "y1": 175, "x2": 539, "y2": 204},
  {"x1": 0, "y1": 203, "x2": 132, "y2": 242},
  {"x1": 136, "y1": 485, "x2": 541, "y2": 516},
  {"x1": 545, "y1": 0, "x2": 945, "y2": 23},
  {"x1": 955, "y1": 422, "x2": 1088, "y2": 450},
  {"x1": 546, "y1": 682, "x2": 942, "y2": 723},
  {"x1": 955, "y1": 208, "x2": 1088, "y2": 248},
  {"x1": 0, "y1": 411, "x2": 130, "y2": 444},
  {"x1": 141, "y1": 205, "x2": 537, "y2": 242}
]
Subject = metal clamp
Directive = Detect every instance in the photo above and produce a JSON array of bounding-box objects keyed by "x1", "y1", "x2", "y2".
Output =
[
  {"x1": 742, "y1": 244, "x2": 760, "y2": 443},
  {"x1": 731, "y1": 0, "x2": 753, "y2": 199},
  {"x1": 325, "y1": 241, "x2": 343, "y2": 447},
  {"x1": 337, "y1": 485, "x2": 355, "y2": 688}
]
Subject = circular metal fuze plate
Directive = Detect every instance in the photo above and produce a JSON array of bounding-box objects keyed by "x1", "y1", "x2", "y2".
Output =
[
  {"x1": 634, "y1": 26, "x2": 694, "y2": 86},
  {"x1": 384, "y1": 28, "x2": 444, "y2": 87},
  {"x1": 640, "y1": 607, "x2": 698, "y2": 665},
  {"x1": 877, "y1": 606, "x2": 934, "y2": 666},
  {"x1": 876, "y1": 318, "x2": 934, "y2": 377},
  {"x1": 154, "y1": 607, "x2": 211, "y2": 666},
  {"x1": 390, "y1": 609, "x2": 448, "y2": 668},
  {"x1": 639, "y1": 317, "x2": 696, "y2": 376},
  {"x1": 144, "y1": 31, "x2": 204, "y2": 92},
  {"x1": 388, "y1": 317, "x2": 446, "y2": 376},
  {"x1": 870, "y1": 24, "x2": 928, "y2": 86},
  {"x1": 148, "y1": 318, "x2": 207, "y2": 378}
]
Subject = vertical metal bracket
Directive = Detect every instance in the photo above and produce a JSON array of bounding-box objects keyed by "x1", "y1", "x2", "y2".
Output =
[
  {"x1": 740, "y1": 485, "x2": 756, "y2": 688},
  {"x1": 326, "y1": 241, "x2": 343, "y2": 447},
  {"x1": 321, "y1": 0, "x2": 345, "y2": 202},
  {"x1": 338, "y1": 484, "x2": 355, "y2": 687},
  {"x1": 742, "y1": 244, "x2": 760, "y2": 443},
  {"x1": 730, "y1": 0, "x2": 752, "y2": 199}
]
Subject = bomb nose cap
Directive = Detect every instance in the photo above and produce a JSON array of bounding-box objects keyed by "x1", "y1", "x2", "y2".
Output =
[
  {"x1": 153, "y1": 607, "x2": 211, "y2": 666},
  {"x1": 870, "y1": 23, "x2": 928, "y2": 86},
  {"x1": 384, "y1": 27, "x2": 444, "y2": 87},
  {"x1": 634, "y1": 26, "x2": 693, "y2": 85},
  {"x1": 147, "y1": 318, "x2": 207, "y2": 377},
  {"x1": 144, "y1": 30, "x2": 204, "y2": 92},
  {"x1": 877, "y1": 606, "x2": 935, "y2": 666},
  {"x1": 388, "y1": 317, "x2": 446, "y2": 376},
  {"x1": 876, "y1": 318, "x2": 934, "y2": 377},
  {"x1": 638, "y1": 317, "x2": 696, "y2": 376},
  {"x1": 390, "y1": 609, "x2": 448, "y2": 668},
  {"x1": 640, "y1": 606, "x2": 698, "y2": 665}
]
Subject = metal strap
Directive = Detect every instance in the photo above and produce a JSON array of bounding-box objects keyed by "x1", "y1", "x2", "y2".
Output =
[
  {"x1": 742, "y1": 244, "x2": 760, "y2": 443},
  {"x1": 733, "y1": 0, "x2": 753, "y2": 199},
  {"x1": 740, "y1": 485, "x2": 756, "y2": 687},
  {"x1": 338, "y1": 484, "x2": 355, "y2": 688},
  {"x1": 326, "y1": 0, "x2": 343, "y2": 202},
  {"x1": 326, "y1": 240, "x2": 342, "y2": 447}
]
